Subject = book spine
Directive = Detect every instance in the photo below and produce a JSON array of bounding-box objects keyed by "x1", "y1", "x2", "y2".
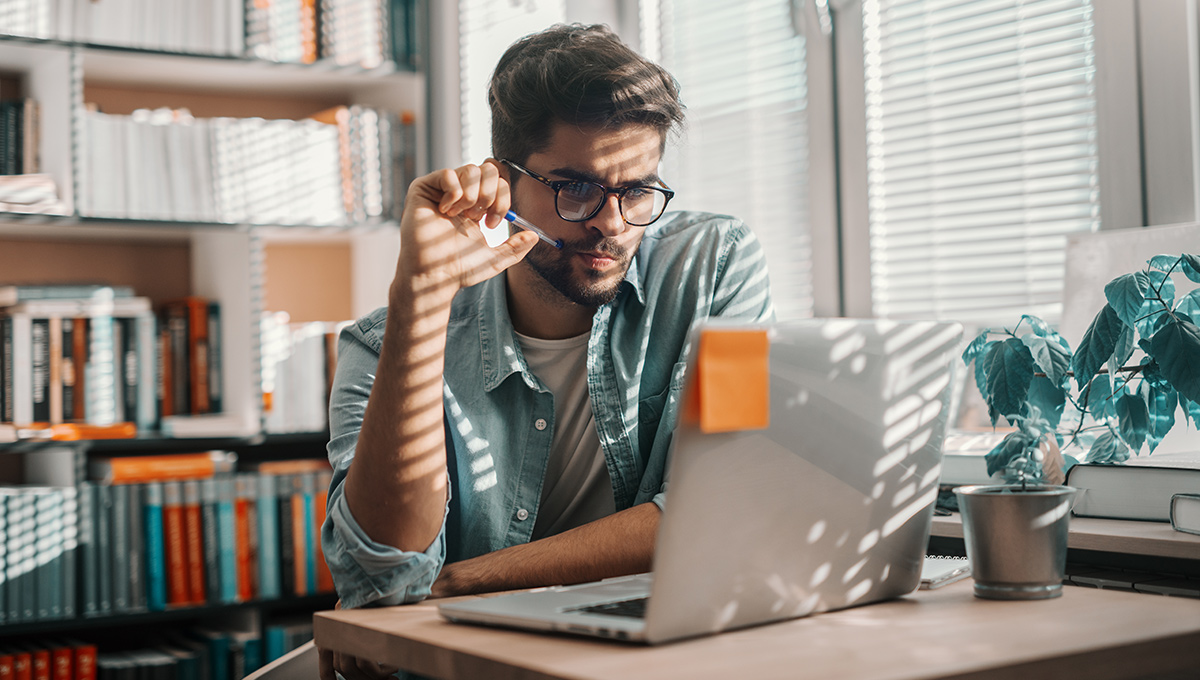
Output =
[
  {"x1": 234, "y1": 474, "x2": 255, "y2": 602},
  {"x1": 126, "y1": 483, "x2": 146, "y2": 612},
  {"x1": 77, "y1": 483, "x2": 98, "y2": 617},
  {"x1": 199, "y1": 479, "x2": 220, "y2": 604},
  {"x1": 187, "y1": 299, "x2": 209, "y2": 415},
  {"x1": 110, "y1": 319, "x2": 124, "y2": 423},
  {"x1": 32, "y1": 490, "x2": 59, "y2": 620},
  {"x1": 91, "y1": 452, "x2": 218, "y2": 485},
  {"x1": 1, "y1": 317, "x2": 8, "y2": 423},
  {"x1": 48, "y1": 646, "x2": 69, "y2": 680},
  {"x1": 95, "y1": 483, "x2": 112, "y2": 615},
  {"x1": 143, "y1": 482, "x2": 167, "y2": 612},
  {"x1": 182, "y1": 479, "x2": 206, "y2": 605},
  {"x1": 84, "y1": 312, "x2": 116, "y2": 426},
  {"x1": 162, "y1": 481, "x2": 189, "y2": 607},
  {"x1": 135, "y1": 314, "x2": 158, "y2": 431},
  {"x1": 48, "y1": 317, "x2": 62, "y2": 424},
  {"x1": 119, "y1": 317, "x2": 138, "y2": 424},
  {"x1": 61, "y1": 485, "x2": 79, "y2": 618},
  {"x1": 0, "y1": 493, "x2": 6, "y2": 624},
  {"x1": 60, "y1": 319, "x2": 75, "y2": 422},
  {"x1": 206, "y1": 302, "x2": 222, "y2": 414},
  {"x1": 109, "y1": 484, "x2": 130, "y2": 612},
  {"x1": 314, "y1": 470, "x2": 333, "y2": 593},
  {"x1": 165, "y1": 304, "x2": 189, "y2": 416},
  {"x1": 276, "y1": 474, "x2": 295, "y2": 597},
  {"x1": 72, "y1": 319, "x2": 87, "y2": 424},
  {"x1": 29, "y1": 650, "x2": 48, "y2": 680},
  {"x1": 217, "y1": 477, "x2": 237, "y2": 603},
  {"x1": 71, "y1": 643, "x2": 97, "y2": 680},
  {"x1": 296, "y1": 473, "x2": 315, "y2": 595},
  {"x1": 31, "y1": 318, "x2": 50, "y2": 423},
  {"x1": 9, "y1": 316, "x2": 32, "y2": 425},
  {"x1": 0, "y1": 650, "x2": 12, "y2": 680},
  {"x1": 9, "y1": 651, "x2": 28, "y2": 680},
  {"x1": 256, "y1": 474, "x2": 280, "y2": 600},
  {"x1": 158, "y1": 323, "x2": 172, "y2": 418},
  {"x1": 3, "y1": 494, "x2": 19, "y2": 622}
]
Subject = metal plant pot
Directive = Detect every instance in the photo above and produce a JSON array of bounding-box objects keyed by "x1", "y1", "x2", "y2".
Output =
[{"x1": 954, "y1": 484, "x2": 1077, "y2": 600}]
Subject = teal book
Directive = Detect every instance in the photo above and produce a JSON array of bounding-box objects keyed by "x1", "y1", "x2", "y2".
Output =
[
  {"x1": 60, "y1": 485, "x2": 79, "y2": 618},
  {"x1": 256, "y1": 474, "x2": 280, "y2": 599},
  {"x1": 216, "y1": 478, "x2": 237, "y2": 604},
  {"x1": 95, "y1": 483, "x2": 112, "y2": 614},
  {"x1": 77, "y1": 482, "x2": 99, "y2": 617},
  {"x1": 110, "y1": 483, "x2": 130, "y2": 612},
  {"x1": 188, "y1": 628, "x2": 230, "y2": 680},
  {"x1": 143, "y1": 482, "x2": 167, "y2": 612},
  {"x1": 300, "y1": 472, "x2": 316, "y2": 595},
  {"x1": 264, "y1": 624, "x2": 286, "y2": 663}
]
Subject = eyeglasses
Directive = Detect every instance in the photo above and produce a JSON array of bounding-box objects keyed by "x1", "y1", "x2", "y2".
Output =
[{"x1": 501, "y1": 159, "x2": 674, "y2": 227}]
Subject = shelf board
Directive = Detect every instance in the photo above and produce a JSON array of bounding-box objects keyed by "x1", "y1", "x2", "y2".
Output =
[
  {"x1": 83, "y1": 46, "x2": 419, "y2": 97},
  {"x1": 0, "y1": 593, "x2": 338, "y2": 637},
  {"x1": 932, "y1": 513, "x2": 1200, "y2": 561},
  {"x1": 0, "y1": 213, "x2": 400, "y2": 242}
]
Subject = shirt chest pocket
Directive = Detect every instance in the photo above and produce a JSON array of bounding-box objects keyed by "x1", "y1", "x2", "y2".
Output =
[{"x1": 637, "y1": 361, "x2": 689, "y2": 435}]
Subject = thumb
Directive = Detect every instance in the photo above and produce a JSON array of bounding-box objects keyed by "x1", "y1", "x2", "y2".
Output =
[{"x1": 492, "y1": 230, "x2": 540, "y2": 269}]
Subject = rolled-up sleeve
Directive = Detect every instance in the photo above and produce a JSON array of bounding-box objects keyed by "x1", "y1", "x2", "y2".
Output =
[{"x1": 321, "y1": 316, "x2": 449, "y2": 608}]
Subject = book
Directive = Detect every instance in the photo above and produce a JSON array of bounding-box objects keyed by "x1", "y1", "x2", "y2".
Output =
[
  {"x1": 126, "y1": 483, "x2": 146, "y2": 612},
  {"x1": 276, "y1": 474, "x2": 295, "y2": 597},
  {"x1": 95, "y1": 483, "x2": 113, "y2": 615},
  {"x1": 938, "y1": 430, "x2": 1010, "y2": 486},
  {"x1": 143, "y1": 482, "x2": 167, "y2": 612},
  {"x1": 77, "y1": 483, "x2": 99, "y2": 617},
  {"x1": 110, "y1": 483, "x2": 130, "y2": 612},
  {"x1": 88, "y1": 451, "x2": 237, "y2": 484},
  {"x1": 163, "y1": 297, "x2": 210, "y2": 415},
  {"x1": 920, "y1": 555, "x2": 971, "y2": 590},
  {"x1": 256, "y1": 474, "x2": 280, "y2": 600},
  {"x1": 1066, "y1": 451, "x2": 1200, "y2": 522},
  {"x1": 182, "y1": 479, "x2": 206, "y2": 605},
  {"x1": 313, "y1": 469, "x2": 333, "y2": 593},
  {"x1": 1170, "y1": 493, "x2": 1200, "y2": 535},
  {"x1": 60, "y1": 485, "x2": 79, "y2": 618},
  {"x1": 199, "y1": 479, "x2": 221, "y2": 603},
  {"x1": 234, "y1": 474, "x2": 257, "y2": 602},
  {"x1": 216, "y1": 477, "x2": 238, "y2": 604},
  {"x1": 162, "y1": 481, "x2": 189, "y2": 607}
]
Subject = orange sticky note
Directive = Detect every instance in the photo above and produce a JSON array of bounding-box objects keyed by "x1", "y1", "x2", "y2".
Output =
[{"x1": 694, "y1": 328, "x2": 770, "y2": 434}]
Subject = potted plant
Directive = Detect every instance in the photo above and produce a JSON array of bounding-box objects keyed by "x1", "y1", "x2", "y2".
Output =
[{"x1": 956, "y1": 253, "x2": 1200, "y2": 600}]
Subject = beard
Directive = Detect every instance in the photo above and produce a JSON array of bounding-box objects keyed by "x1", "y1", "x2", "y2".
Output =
[{"x1": 522, "y1": 233, "x2": 634, "y2": 308}]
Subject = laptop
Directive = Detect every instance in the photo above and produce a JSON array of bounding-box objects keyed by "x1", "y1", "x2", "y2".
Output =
[{"x1": 439, "y1": 318, "x2": 964, "y2": 644}]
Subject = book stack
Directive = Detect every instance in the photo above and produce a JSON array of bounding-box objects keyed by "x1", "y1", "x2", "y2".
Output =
[
  {"x1": 318, "y1": 0, "x2": 389, "y2": 69},
  {"x1": 0, "y1": 484, "x2": 79, "y2": 622},
  {"x1": 73, "y1": 453, "x2": 335, "y2": 618},
  {"x1": 29, "y1": 0, "x2": 246, "y2": 56},
  {"x1": 260, "y1": 314, "x2": 351, "y2": 435},
  {"x1": 0, "y1": 639, "x2": 97, "y2": 680},
  {"x1": 1, "y1": 285, "x2": 156, "y2": 434},
  {"x1": 158, "y1": 296, "x2": 223, "y2": 419},
  {"x1": 0, "y1": 96, "x2": 39, "y2": 176}
]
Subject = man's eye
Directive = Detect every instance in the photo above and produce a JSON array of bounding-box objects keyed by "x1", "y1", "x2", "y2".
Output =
[
  {"x1": 560, "y1": 183, "x2": 596, "y2": 201},
  {"x1": 624, "y1": 188, "x2": 652, "y2": 201}
]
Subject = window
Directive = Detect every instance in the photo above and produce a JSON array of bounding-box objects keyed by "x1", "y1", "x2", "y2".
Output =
[{"x1": 857, "y1": 0, "x2": 1101, "y2": 325}]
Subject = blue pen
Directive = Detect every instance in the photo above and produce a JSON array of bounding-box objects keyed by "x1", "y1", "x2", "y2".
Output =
[{"x1": 505, "y1": 210, "x2": 563, "y2": 249}]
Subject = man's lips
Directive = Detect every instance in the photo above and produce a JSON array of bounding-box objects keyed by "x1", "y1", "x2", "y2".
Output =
[{"x1": 577, "y1": 252, "x2": 618, "y2": 268}]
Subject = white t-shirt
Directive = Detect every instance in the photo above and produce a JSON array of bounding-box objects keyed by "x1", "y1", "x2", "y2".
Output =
[{"x1": 515, "y1": 330, "x2": 615, "y2": 539}]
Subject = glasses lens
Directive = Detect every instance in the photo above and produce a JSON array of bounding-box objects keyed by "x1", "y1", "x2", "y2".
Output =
[
  {"x1": 556, "y1": 182, "x2": 604, "y2": 221},
  {"x1": 621, "y1": 188, "x2": 668, "y2": 226}
]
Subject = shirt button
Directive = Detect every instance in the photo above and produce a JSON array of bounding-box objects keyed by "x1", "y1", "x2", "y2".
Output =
[
  {"x1": 516, "y1": 508, "x2": 529, "y2": 521},
  {"x1": 534, "y1": 418, "x2": 547, "y2": 431}
]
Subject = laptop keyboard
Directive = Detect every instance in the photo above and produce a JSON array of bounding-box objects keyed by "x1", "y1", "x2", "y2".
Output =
[{"x1": 571, "y1": 597, "x2": 649, "y2": 619}]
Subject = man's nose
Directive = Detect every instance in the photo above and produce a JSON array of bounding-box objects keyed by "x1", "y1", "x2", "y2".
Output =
[{"x1": 586, "y1": 194, "x2": 626, "y2": 237}]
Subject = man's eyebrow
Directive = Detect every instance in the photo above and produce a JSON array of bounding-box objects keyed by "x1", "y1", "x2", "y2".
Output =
[{"x1": 548, "y1": 167, "x2": 662, "y2": 187}]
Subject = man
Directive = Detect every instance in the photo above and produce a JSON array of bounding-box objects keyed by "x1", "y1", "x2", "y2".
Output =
[{"x1": 319, "y1": 23, "x2": 774, "y2": 679}]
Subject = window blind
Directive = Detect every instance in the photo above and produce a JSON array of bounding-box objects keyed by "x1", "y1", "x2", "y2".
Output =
[
  {"x1": 655, "y1": 0, "x2": 815, "y2": 320},
  {"x1": 862, "y1": 0, "x2": 1100, "y2": 325}
]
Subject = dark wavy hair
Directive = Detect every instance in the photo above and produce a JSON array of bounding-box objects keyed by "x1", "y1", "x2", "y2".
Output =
[{"x1": 488, "y1": 24, "x2": 685, "y2": 164}]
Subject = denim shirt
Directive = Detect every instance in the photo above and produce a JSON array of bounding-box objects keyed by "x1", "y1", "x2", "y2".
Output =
[{"x1": 322, "y1": 211, "x2": 775, "y2": 609}]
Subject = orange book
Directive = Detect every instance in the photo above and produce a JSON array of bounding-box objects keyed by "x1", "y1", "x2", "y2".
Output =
[
  {"x1": 88, "y1": 451, "x2": 235, "y2": 484},
  {"x1": 163, "y1": 481, "x2": 189, "y2": 606},
  {"x1": 27, "y1": 649, "x2": 47, "y2": 680},
  {"x1": 234, "y1": 476, "x2": 257, "y2": 602},
  {"x1": 63, "y1": 641, "x2": 95, "y2": 680},
  {"x1": 9, "y1": 650, "x2": 29, "y2": 680},
  {"x1": 300, "y1": 0, "x2": 318, "y2": 64},
  {"x1": 313, "y1": 470, "x2": 334, "y2": 593},
  {"x1": 47, "y1": 645, "x2": 69, "y2": 680},
  {"x1": 291, "y1": 474, "x2": 308, "y2": 596},
  {"x1": 159, "y1": 324, "x2": 173, "y2": 417},
  {"x1": 72, "y1": 318, "x2": 88, "y2": 422},
  {"x1": 0, "y1": 649, "x2": 14, "y2": 680},
  {"x1": 246, "y1": 459, "x2": 331, "y2": 475},
  {"x1": 182, "y1": 481, "x2": 206, "y2": 604}
]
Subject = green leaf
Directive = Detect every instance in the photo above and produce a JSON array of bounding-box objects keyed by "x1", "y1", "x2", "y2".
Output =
[
  {"x1": 1182, "y1": 254, "x2": 1200, "y2": 283},
  {"x1": 1072, "y1": 304, "x2": 1124, "y2": 391},
  {"x1": 985, "y1": 431, "x2": 1037, "y2": 477},
  {"x1": 1019, "y1": 315, "x2": 1069, "y2": 350},
  {"x1": 1027, "y1": 376, "x2": 1066, "y2": 430},
  {"x1": 962, "y1": 331, "x2": 992, "y2": 366},
  {"x1": 1105, "y1": 272, "x2": 1151, "y2": 327},
  {"x1": 1084, "y1": 374, "x2": 1116, "y2": 419},
  {"x1": 1147, "y1": 318, "x2": 1200, "y2": 404},
  {"x1": 973, "y1": 339, "x2": 997, "y2": 400},
  {"x1": 984, "y1": 338, "x2": 1036, "y2": 420},
  {"x1": 1114, "y1": 390, "x2": 1150, "y2": 453},
  {"x1": 1149, "y1": 254, "x2": 1180, "y2": 271},
  {"x1": 1021, "y1": 335, "x2": 1072, "y2": 387},
  {"x1": 1108, "y1": 324, "x2": 1136, "y2": 379},
  {"x1": 1185, "y1": 397, "x2": 1200, "y2": 429},
  {"x1": 1148, "y1": 270, "x2": 1176, "y2": 308},
  {"x1": 1175, "y1": 290, "x2": 1200, "y2": 319},
  {"x1": 1146, "y1": 385, "x2": 1177, "y2": 453},
  {"x1": 1086, "y1": 430, "x2": 1131, "y2": 464},
  {"x1": 1135, "y1": 298, "x2": 1170, "y2": 338}
]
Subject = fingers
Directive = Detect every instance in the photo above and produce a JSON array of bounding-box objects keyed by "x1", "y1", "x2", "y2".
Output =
[{"x1": 436, "y1": 163, "x2": 510, "y2": 225}]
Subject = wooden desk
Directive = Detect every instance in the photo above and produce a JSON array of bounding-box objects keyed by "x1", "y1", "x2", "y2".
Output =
[{"x1": 314, "y1": 579, "x2": 1200, "y2": 680}]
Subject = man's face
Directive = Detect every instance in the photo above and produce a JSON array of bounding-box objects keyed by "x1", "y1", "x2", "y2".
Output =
[{"x1": 509, "y1": 122, "x2": 664, "y2": 308}]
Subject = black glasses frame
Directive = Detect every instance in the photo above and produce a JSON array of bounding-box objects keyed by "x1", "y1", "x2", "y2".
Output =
[{"x1": 501, "y1": 159, "x2": 675, "y2": 227}]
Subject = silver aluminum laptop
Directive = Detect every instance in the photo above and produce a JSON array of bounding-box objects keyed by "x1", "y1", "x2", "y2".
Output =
[{"x1": 439, "y1": 318, "x2": 963, "y2": 644}]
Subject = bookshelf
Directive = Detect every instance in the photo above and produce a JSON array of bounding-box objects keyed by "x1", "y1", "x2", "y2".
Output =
[{"x1": 0, "y1": 1, "x2": 425, "y2": 675}]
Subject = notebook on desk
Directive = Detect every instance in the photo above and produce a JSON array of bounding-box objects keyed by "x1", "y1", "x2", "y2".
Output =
[{"x1": 438, "y1": 318, "x2": 964, "y2": 644}]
